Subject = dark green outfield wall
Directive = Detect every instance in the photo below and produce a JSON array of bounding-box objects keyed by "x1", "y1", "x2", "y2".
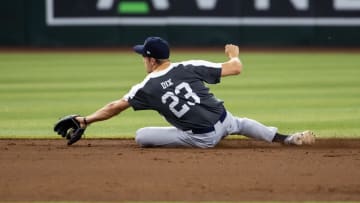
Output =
[{"x1": 1, "y1": 0, "x2": 360, "y2": 47}]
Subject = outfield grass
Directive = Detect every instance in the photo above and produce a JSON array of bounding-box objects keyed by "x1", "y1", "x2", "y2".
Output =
[{"x1": 0, "y1": 51, "x2": 359, "y2": 139}]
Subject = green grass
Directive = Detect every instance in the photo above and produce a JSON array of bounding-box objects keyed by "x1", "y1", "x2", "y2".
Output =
[{"x1": 0, "y1": 51, "x2": 359, "y2": 139}]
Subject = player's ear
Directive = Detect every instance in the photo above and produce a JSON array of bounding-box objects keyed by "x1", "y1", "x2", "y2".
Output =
[
  {"x1": 149, "y1": 57, "x2": 157, "y2": 66},
  {"x1": 143, "y1": 57, "x2": 152, "y2": 65}
]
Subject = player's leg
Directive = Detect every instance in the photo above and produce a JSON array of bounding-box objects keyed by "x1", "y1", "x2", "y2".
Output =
[
  {"x1": 135, "y1": 127, "x2": 194, "y2": 147},
  {"x1": 224, "y1": 111, "x2": 277, "y2": 142},
  {"x1": 135, "y1": 126, "x2": 224, "y2": 148},
  {"x1": 272, "y1": 132, "x2": 289, "y2": 143},
  {"x1": 224, "y1": 111, "x2": 315, "y2": 145}
]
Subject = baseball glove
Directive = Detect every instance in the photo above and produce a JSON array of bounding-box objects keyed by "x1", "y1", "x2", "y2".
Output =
[{"x1": 54, "y1": 115, "x2": 85, "y2": 145}]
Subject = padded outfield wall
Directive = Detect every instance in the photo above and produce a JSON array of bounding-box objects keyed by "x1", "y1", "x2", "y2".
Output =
[{"x1": 1, "y1": 0, "x2": 360, "y2": 47}]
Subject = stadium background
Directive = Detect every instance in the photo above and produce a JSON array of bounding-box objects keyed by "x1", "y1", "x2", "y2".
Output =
[{"x1": 1, "y1": 0, "x2": 360, "y2": 47}]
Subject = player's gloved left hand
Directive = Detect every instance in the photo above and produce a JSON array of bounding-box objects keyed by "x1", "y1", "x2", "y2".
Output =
[{"x1": 54, "y1": 115, "x2": 86, "y2": 145}]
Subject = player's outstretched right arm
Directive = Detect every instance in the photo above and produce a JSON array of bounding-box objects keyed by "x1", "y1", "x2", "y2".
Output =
[
  {"x1": 75, "y1": 99, "x2": 130, "y2": 128},
  {"x1": 221, "y1": 44, "x2": 243, "y2": 77}
]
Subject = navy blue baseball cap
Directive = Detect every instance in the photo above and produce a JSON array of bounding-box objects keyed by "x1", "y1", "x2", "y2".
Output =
[{"x1": 133, "y1": 37, "x2": 170, "y2": 59}]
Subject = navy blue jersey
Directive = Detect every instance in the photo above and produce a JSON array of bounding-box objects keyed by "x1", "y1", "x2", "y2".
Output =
[{"x1": 123, "y1": 60, "x2": 225, "y2": 131}]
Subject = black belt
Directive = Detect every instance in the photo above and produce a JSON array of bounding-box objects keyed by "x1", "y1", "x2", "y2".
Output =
[{"x1": 191, "y1": 111, "x2": 227, "y2": 134}]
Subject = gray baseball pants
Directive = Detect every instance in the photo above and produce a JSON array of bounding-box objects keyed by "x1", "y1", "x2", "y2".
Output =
[{"x1": 135, "y1": 111, "x2": 277, "y2": 148}]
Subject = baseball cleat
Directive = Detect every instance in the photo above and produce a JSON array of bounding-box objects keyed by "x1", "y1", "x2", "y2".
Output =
[{"x1": 285, "y1": 130, "x2": 315, "y2": 146}]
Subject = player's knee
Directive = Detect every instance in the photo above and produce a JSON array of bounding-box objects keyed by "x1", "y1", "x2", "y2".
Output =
[
  {"x1": 135, "y1": 128, "x2": 146, "y2": 146},
  {"x1": 135, "y1": 128, "x2": 153, "y2": 147}
]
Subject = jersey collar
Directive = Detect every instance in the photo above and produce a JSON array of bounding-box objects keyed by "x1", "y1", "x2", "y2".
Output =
[{"x1": 148, "y1": 63, "x2": 175, "y2": 78}]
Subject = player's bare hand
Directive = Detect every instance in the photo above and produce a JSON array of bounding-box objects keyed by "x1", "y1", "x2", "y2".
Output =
[{"x1": 225, "y1": 44, "x2": 239, "y2": 59}]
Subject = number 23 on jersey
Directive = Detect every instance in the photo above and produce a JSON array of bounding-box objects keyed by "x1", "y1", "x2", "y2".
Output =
[{"x1": 161, "y1": 82, "x2": 200, "y2": 118}]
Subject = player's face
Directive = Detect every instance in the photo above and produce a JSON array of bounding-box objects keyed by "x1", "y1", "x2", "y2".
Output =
[
  {"x1": 143, "y1": 57, "x2": 150, "y2": 73},
  {"x1": 143, "y1": 57, "x2": 154, "y2": 74}
]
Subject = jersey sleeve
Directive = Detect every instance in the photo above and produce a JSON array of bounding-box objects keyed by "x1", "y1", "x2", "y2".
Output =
[
  {"x1": 123, "y1": 82, "x2": 152, "y2": 111},
  {"x1": 180, "y1": 60, "x2": 222, "y2": 84}
]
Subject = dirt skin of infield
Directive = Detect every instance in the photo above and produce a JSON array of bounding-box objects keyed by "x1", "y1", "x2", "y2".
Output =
[{"x1": 0, "y1": 138, "x2": 360, "y2": 202}]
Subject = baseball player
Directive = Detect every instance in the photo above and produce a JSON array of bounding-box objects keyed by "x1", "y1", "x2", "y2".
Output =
[{"x1": 54, "y1": 36, "x2": 315, "y2": 147}]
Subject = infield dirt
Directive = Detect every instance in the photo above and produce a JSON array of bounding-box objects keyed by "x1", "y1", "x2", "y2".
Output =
[{"x1": 1, "y1": 138, "x2": 360, "y2": 201}]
